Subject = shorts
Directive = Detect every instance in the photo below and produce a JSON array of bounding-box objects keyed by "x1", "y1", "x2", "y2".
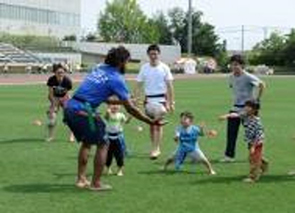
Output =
[
  {"x1": 172, "y1": 148, "x2": 207, "y2": 170},
  {"x1": 63, "y1": 108, "x2": 107, "y2": 145}
]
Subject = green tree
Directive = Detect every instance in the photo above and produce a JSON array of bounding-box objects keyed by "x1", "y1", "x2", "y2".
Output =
[
  {"x1": 167, "y1": 7, "x2": 224, "y2": 57},
  {"x1": 152, "y1": 12, "x2": 173, "y2": 45},
  {"x1": 98, "y1": 0, "x2": 159, "y2": 43},
  {"x1": 248, "y1": 32, "x2": 286, "y2": 66},
  {"x1": 282, "y1": 29, "x2": 295, "y2": 66}
]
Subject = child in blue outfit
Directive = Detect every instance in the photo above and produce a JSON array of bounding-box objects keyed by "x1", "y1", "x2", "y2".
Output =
[{"x1": 164, "y1": 111, "x2": 216, "y2": 175}]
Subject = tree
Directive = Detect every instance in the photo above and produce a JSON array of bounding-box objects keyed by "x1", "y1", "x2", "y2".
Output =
[
  {"x1": 98, "y1": 0, "x2": 159, "y2": 43},
  {"x1": 248, "y1": 32, "x2": 286, "y2": 66},
  {"x1": 152, "y1": 12, "x2": 173, "y2": 45},
  {"x1": 281, "y1": 29, "x2": 295, "y2": 66},
  {"x1": 167, "y1": 7, "x2": 224, "y2": 57}
]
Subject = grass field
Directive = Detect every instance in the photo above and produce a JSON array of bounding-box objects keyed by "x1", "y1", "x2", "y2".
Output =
[{"x1": 0, "y1": 77, "x2": 295, "y2": 213}]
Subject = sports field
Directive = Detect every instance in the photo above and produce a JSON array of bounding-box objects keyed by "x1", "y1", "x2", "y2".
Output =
[{"x1": 0, "y1": 76, "x2": 295, "y2": 213}]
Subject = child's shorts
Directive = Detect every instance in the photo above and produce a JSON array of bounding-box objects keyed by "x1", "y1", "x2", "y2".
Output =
[{"x1": 172, "y1": 148, "x2": 207, "y2": 169}]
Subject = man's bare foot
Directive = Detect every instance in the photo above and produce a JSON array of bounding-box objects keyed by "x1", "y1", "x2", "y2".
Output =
[
  {"x1": 89, "y1": 183, "x2": 112, "y2": 191},
  {"x1": 75, "y1": 179, "x2": 91, "y2": 189}
]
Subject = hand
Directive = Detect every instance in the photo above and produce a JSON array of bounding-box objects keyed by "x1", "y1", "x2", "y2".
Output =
[{"x1": 218, "y1": 115, "x2": 227, "y2": 121}]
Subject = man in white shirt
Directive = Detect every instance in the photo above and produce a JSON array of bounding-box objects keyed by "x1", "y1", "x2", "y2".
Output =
[{"x1": 135, "y1": 44, "x2": 175, "y2": 159}]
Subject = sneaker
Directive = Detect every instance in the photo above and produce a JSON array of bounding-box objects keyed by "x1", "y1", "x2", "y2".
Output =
[
  {"x1": 75, "y1": 179, "x2": 91, "y2": 189},
  {"x1": 219, "y1": 156, "x2": 235, "y2": 163},
  {"x1": 288, "y1": 171, "x2": 295, "y2": 176},
  {"x1": 243, "y1": 178, "x2": 255, "y2": 183},
  {"x1": 89, "y1": 183, "x2": 112, "y2": 191},
  {"x1": 209, "y1": 170, "x2": 217, "y2": 175},
  {"x1": 45, "y1": 137, "x2": 54, "y2": 142},
  {"x1": 150, "y1": 150, "x2": 161, "y2": 160},
  {"x1": 106, "y1": 168, "x2": 113, "y2": 175},
  {"x1": 117, "y1": 170, "x2": 124, "y2": 176}
]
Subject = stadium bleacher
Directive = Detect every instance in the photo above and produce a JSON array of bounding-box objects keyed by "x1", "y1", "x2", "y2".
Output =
[{"x1": 0, "y1": 43, "x2": 42, "y2": 64}]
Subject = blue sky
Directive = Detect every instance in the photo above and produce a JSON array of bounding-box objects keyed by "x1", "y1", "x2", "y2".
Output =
[{"x1": 81, "y1": 0, "x2": 294, "y2": 50}]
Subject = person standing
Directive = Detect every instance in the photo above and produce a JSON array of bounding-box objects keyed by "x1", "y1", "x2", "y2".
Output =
[
  {"x1": 221, "y1": 55, "x2": 266, "y2": 162},
  {"x1": 64, "y1": 46, "x2": 164, "y2": 191},
  {"x1": 135, "y1": 44, "x2": 175, "y2": 159}
]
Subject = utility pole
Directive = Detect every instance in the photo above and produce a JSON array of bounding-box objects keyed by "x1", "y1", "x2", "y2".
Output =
[
  {"x1": 263, "y1": 27, "x2": 268, "y2": 40},
  {"x1": 188, "y1": 0, "x2": 193, "y2": 57},
  {"x1": 241, "y1": 25, "x2": 245, "y2": 54}
]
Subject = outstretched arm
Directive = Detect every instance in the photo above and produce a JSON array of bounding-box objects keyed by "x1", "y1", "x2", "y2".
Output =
[{"x1": 219, "y1": 113, "x2": 240, "y2": 121}]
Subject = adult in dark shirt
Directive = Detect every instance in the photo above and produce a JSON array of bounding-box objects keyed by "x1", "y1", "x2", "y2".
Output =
[{"x1": 46, "y1": 64, "x2": 74, "y2": 142}]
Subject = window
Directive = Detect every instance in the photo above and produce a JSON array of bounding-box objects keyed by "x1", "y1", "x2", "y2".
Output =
[{"x1": 0, "y1": 3, "x2": 80, "y2": 27}]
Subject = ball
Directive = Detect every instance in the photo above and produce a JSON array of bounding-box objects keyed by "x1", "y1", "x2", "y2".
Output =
[
  {"x1": 32, "y1": 119, "x2": 43, "y2": 126},
  {"x1": 145, "y1": 102, "x2": 167, "y2": 119},
  {"x1": 137, "y1": 126, "x2": 143, "y2": 132}
]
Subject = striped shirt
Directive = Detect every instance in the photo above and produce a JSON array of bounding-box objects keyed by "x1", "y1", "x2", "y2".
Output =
[{"x1": 243, "y1": 116, "x2": 265, "y2": 144}]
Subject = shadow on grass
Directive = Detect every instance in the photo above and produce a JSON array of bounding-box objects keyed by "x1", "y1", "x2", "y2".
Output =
[
  {"x1": 192, "y1": 174, "x2": 295, "y2": 185},
  {"x1": 0, "y1": 138, "x2": 44, "y2": 144},
  {"x1": 138, "y1": 169, "x2": 206, "y2": 176},
  {"x1": 2, "y1": 183, "x2": 84, "y2": 194},
  {"x1": 210, "y1": 159, "x2": 247, "y2": 164}
]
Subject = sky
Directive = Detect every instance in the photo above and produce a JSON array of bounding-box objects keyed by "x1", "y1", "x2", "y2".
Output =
[{"x1": 81, "y1": 0, "x2": 295, "y2": 50}]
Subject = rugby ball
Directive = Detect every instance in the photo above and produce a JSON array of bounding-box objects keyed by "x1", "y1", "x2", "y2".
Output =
[{"x1": 145, "y1": 102, "x2": 167, "y2": 119}]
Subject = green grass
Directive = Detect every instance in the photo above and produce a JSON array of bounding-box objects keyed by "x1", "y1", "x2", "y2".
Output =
[{"x1": 0, "y1": 77, "x2": 295, "y2": 213}]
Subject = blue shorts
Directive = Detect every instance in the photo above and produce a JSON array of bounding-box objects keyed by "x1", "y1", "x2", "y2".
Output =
[{"x1": 63, "y1": 108, "x2": 107, "y2": 145}]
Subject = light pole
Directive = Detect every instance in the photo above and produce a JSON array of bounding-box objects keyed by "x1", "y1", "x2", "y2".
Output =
[{"x1": 188, "y1": 0, "x2": 193, "y2": 57}]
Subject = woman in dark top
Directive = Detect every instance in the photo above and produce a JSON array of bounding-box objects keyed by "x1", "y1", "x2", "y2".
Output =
[{"x1": 46, "y1": 63, "x2": 74, "y2": 142}]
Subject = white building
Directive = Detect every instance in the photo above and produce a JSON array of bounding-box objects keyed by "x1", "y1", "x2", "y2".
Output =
[{"x1": 0, "y1": 0, "x2": 81, "y2": 38}]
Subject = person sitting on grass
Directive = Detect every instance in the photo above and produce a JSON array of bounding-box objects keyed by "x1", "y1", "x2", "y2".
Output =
[
  {"x1": 163, "y1": 111, "x2": 216, "y2": 175},
  {"x1": 104, "y1": 100, "x2": 131, "y2": 177},
  {"x1": 219, "y1": 100, "x2": 269, "y2": 183}
]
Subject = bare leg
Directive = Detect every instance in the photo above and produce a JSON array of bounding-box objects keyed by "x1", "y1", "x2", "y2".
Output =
[
  {"x1": 150, "y1": 125, "x2": 162, "y2": 158},
  {"x1": 77, "y1": 143, "x2": 91, "y2": 181},
  {"x1": 92, "y1": 143, "x2": 109, "y2": 188},
  {"x1": 46, "y1": 111, "x2": 57, "y2": 142},
  {"x1": 69, "y1": 131, "x2": 75, "y2": 143},
  {"x1": 201, "y1": 158, "x2": 216, "y2": 175}
]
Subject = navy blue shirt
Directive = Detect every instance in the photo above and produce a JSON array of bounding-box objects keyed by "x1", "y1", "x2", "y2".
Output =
[{"x1": 66, "y1": 64, "x2": 130, "y2": 111}]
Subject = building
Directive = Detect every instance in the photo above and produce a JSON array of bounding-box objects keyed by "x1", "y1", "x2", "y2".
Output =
[
  {"x1": 70, "y1": 42, "x2": 182, "y2": 66},
  {"x1": 0, "y1": 0, "x2": 81, "y2": 38}
]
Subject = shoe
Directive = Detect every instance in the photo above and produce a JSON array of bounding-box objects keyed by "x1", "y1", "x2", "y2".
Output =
[
  {"x1": 243, "y1": 178, "x2": 256, "y2": 183},
  {"x1": 89, "y1": 183, "x2": 112, "y2": 191},
  {"x1": 106, "y1": 168, "x2": 113, "y2": 175},
  {"x1": 288, "y1": 171, "x2": 295, "y2": 176},
  {"x1": 75, "y1": 179, "x2": 90, "y2": 189},
  {"x1": 46, "y1": 137, "x2": 54, "y2": 142},
  {"x1": 219, "y1": 156, "x2": 235, "y2": 163},
  {"x1": 117, "y1": 170, "x2": 124, "y2": 176},
  {"x1": 209, "y1": 170, "x2": 217, "y2": 175},
  {"x1": 150, "y1": 150, "x2": 161, "y2": 160}
]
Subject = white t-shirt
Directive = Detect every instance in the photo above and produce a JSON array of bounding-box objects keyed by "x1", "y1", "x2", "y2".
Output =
[{"x1": 137, "y1": 62, "x2": 173, "y2": 103}]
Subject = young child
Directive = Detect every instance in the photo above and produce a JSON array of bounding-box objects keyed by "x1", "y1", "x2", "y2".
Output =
[
  {"x1": 104, "y1": 103, "x2": 131, "y2": 176},
  {"x1": 164, "y1": 111, "x2": 216, "y2": 175},
  {"x1": 219, "y1": 100, "x2": 269, "y2": 183}
]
